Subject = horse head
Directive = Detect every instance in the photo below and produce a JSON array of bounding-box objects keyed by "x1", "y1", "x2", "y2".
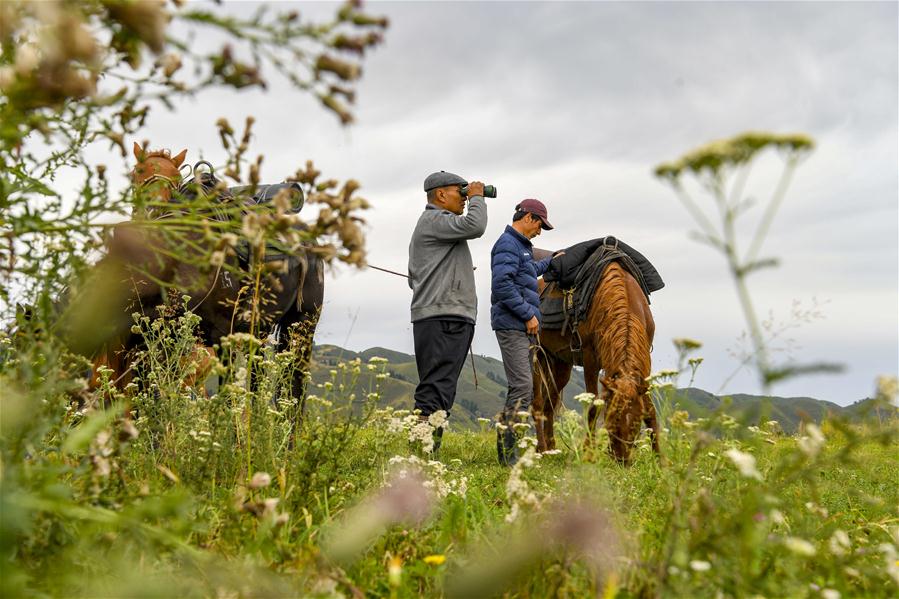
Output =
[
  {"x1": 602, "y1": 371, "x2": 651, "y2": 464},
  {"x1": 132, "y1": 141, "x2": 187, "y2": 202}
]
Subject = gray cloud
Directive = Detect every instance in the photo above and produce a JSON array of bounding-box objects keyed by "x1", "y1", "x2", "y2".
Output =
[{"x1": 96, "y1": 1, "x2": 899, "y2": 405}]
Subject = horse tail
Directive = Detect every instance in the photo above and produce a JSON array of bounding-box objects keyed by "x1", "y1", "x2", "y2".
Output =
[{"x1": 593, "y1": 262, "x2": 652, "y2": 454}]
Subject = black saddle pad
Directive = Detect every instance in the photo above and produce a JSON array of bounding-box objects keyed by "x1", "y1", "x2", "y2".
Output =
[
  {"x1": 544, "y1": 237, "x2": 664, "y2": 292},
  {"x1": 230, "y1": 182, "x2": 305, "y2": 214},
  {"x1": 540, "y1": 237, "x2": 664, "y2": 331}
]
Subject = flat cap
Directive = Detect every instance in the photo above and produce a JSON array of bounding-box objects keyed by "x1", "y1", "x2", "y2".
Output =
[{"x1": 423, "y1": 170, "x2": 467, "y2": 192}]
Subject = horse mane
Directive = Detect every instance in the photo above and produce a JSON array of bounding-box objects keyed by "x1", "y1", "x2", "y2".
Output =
[{"x1": 591, "y1": 261, "x2": 651, "y2": 444}]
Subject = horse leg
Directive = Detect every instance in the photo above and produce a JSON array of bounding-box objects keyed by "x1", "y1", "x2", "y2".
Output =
[
  {"x1": 276, "y1": 251, "x2": 324, "y2": 425},
  {"x1": 582, "y1": 352, "x2": 602, "y2": 448},
  {"x1": 544, "y1": 356, "x2": 572, "y2": 452},
  {"x1": 531, "y1": 352, "x2": 549, "y2": 453},
  {"x1": 531, "y1": 352, "x2": 552, "y2": 453},
  {"x1": 182, "y1": 344, "x2": 215, "y2": 397},
  {"x1": 644, "y1": 396, "x2": 661, "y2": 456}
]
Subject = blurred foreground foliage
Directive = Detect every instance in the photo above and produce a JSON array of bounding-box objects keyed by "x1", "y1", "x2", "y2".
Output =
[
  {"x1": 1, "y1": 318, "x2": 897, "y2": 596},
  {"x1": 1, "y1": 0, "x2": 388, "y2": 312}
]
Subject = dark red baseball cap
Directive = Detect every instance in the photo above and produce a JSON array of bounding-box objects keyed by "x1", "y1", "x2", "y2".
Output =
[{"x1": 516, "y1": 198, "x2": 553, "y2": 230}]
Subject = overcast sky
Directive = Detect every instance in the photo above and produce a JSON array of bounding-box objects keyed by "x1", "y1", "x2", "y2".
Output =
[{"x1": 135, "y1": 1, "x2": 897, "y2": 405}]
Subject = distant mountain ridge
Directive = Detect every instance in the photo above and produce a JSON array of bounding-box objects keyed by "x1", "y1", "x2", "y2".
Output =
[{"x1": 310, "y1": 345, "x2": 880, "y2": 433}]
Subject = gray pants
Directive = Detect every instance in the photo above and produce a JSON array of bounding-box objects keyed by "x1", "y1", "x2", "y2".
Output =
[{"x1": 495, "y1": 329, "x2": 535, "y2": 423}]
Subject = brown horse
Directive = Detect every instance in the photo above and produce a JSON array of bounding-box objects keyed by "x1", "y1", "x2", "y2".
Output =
[
  {"x1": 532, "y1": 259, "x2": 659, "y2": 464},
  {"x1": 68, "y1": 143, "x2": 323, "y2": 402}
]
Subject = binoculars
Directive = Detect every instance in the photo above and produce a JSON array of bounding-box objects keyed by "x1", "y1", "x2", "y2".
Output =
[{"x1": 460, "y1": 184, "x2": 497, "y2": 198}]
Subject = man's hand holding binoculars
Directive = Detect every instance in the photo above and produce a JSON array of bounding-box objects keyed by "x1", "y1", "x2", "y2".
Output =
[{"x1": 464, "y1": 181, "x2": 485, "y2": 198}]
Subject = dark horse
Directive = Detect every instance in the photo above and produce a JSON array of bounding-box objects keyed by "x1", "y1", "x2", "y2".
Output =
[
  {"x1": 531, "y1": 251, "x2": 659, "y2": 465},
  {"x1": 64, "y1": 143, "x2": 323, "y2": 403}
]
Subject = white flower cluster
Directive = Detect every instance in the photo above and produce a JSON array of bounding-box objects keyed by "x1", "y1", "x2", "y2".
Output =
[
  {"x1": 428, "y1": 410, "x2": 448, "y2": 429},
  {"x1": 783, "y1": 536, "x2": 816, "y2": 557},
  {"x1": 718, "y1": 414, "x2": 739, "y2": 430},
  {"x1": 876, "y1": 375, "x2": 898, "y2": 407},
  {"x1": 827, "y1": 529, "x2": 851, "y2": 556},
  {"x1": 409, "y1": 419, "x2": 435, "y2": 453},
  {"x1": 188, "y1": 425, "x2": 221, "y2": 459},
  {"x1": 797, "y1": 423, "x2": 825, "y2": 457},
  {"x1": 386, "y1": 455, "x2": 467, "y2": 499},
  {"x1": 380, "y1": 409, "x2": 448, "y2": 454},
  {"x1": 724, "y1": 448, "x2": 763, "y2": 481},
  {"x1": 746, "y1": 424, "x2": 778, "y2": 444},
  {"x1": 505, "y1": 446, "x2": 543, "y2": 523},
  {"x1": 574, "y1": 392, "x2": 597, "y2": 406}
]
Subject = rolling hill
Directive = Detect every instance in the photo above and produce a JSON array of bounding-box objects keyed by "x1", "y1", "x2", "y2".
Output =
[{"x1": 310, "y1": 345, "x2": 883, "y2": 433}]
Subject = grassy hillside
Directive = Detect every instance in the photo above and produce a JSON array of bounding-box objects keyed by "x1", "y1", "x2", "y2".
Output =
[
  {"x1": 312, "y1": 345, "x2": 875, "y2": 433},
  {"x1": 312, "y1": 344, "x2": 587, "y2": 428}
]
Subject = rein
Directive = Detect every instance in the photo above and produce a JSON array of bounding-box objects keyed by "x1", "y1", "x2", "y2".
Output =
[
  {"x1": 139, "y1": 173, "x2": 180, "y2": 190},
  {"x1": 366, "y1": 262, "x2": 480, "y2": 389},
  {"x1": 531, "y1": 333, "x2": 560, "y2": 420}
]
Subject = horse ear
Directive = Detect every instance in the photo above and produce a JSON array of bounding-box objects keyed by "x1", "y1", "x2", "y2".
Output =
[
  {"x1": 133, "y1": 142, "x2": 143, "y2": 161},
  {"x1": 172, "y1": 149, "x2": 187, "y2": 168}
]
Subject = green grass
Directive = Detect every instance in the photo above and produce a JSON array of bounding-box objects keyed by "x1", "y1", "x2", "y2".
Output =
[{"x1": 2, "y1": 326, "x2": 897, "y2": 598}]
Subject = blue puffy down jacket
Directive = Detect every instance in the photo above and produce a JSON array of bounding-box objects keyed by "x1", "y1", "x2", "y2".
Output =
[{"x1": 490, "y1": 225, "x2": 552, "y2": 331}]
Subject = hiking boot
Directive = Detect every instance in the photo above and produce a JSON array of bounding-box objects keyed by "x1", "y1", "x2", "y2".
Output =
[
  {"x1": 497, "y1": 427, "x2": 519, "y2": 467},
  {"x1": 432, "y1": 426, "x2": 444, "y2": 454}
]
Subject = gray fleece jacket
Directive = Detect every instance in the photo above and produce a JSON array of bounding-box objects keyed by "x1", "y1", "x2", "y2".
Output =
[{"x1": 408, "y1": 196, "x2": 488, "y2": 322}]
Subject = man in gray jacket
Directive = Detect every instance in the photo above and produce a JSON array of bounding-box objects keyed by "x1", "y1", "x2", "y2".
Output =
[{"x1": 408, "y1": 171, "x2": 488, "y2": 444}]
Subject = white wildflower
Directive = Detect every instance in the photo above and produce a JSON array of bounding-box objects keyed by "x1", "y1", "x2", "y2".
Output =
[
  {"x1": 876, "y1": 375, "x2": 898, "y2": 406},
  {"x1": 783, "y1": 536, "x2": 816, "y2": 557},
  {"x1": 879, "y1": 542, "x2": 899, "y2": 585},
  {"x1": 805, "y1": 501, "x2": 828, "y2": 518},
  {"x1": 518, "y1": 435, "x2": 538, "y2": 450},
  {"x1": 719, "y1": 414, "x2": 739, "y2": 429},
  {"x1": 654, "y1": 368, "x2": 680, "y2": 379},
  {"x1": 798, "y1": 423, "x2": 825, "y2": 457},
  {"x1": 428, "y1": 410, "x2": 448, "y2": 429},
  {"x1": 368, "y1": 356, "x2": 388, "y2": 364},
  {"x1": 574, "y1": 392, "x2": 596, "y2": 405},
  {"x1": 250, "y1": 472, "x2": 272, "y2": 489},
  {"x1": 262, "y1": 497, "x2": 279, "y2": 517},
  {"x1": 821, "y1": 590, "x2": 840, "y2": 599},
  {"x1": 689, "y1": 560, "x2": 711, "y2": 572},
  {"x1": 408, "y1": 421, "x2": 434, "y2": 453},
  {"x1": 725, "y1": 448, "x2": 763, "y2": 481}
]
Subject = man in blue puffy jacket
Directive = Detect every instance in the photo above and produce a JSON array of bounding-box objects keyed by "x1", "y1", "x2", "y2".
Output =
[{"x1": 490, "y1": 198, "x2": 558, "y2": 466}]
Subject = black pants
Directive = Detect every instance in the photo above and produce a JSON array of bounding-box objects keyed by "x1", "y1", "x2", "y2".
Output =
[{"x1": 413, "y1": 319, "x2": 475, "y2": 416}]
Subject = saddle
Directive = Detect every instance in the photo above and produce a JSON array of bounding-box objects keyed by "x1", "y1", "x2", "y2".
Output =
[
  {"x1": 540, "y1": 236, "x2": 664, "y2": 337},
  {"x1": 178, "y1": 161, "x2": 306, "y2": 265}
]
